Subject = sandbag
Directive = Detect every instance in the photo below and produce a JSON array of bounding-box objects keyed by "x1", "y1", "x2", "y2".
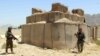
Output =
[
  {"x1": 71, "y1": 14, "x2": 79, "y2": 22},
  {"x1": 51, "y1": 3, "x2": 68, "y2": 13},
  {"x1": 26, "y1": 16, "x2": 31, "y2": 24},
  {"x1": 35, "y1": 14, "x2": 42, "y2": 22}
]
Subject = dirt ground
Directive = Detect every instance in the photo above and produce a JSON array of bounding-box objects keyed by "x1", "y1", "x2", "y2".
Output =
[
  {"x1": 0, "y1": 37, "x2": 100, "y2": 56},
  {"x1": 0, "y1": 29, "x2": 100, "y2": 56}
]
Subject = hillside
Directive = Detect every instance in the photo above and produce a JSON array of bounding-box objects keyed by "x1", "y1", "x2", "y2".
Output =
[{"x1": 85, "y1": 14, "x2": 100, "y2": 26}]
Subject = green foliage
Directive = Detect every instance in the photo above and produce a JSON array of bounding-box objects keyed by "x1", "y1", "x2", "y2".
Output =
[{"x1": 95, "y1": 40, "x2": 100, "y2": 46}]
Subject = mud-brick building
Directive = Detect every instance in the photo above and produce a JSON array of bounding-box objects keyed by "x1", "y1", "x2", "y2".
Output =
[{"x1": 22, "y1": 3, "x2": 90, "y2": 49}]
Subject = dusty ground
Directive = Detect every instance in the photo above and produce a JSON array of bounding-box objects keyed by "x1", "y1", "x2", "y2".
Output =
[
  {"x1": 0, "y1": 37, "x2": 100, "y2": 56},
  {"x1": 0, "y1": 29, "x2": 100, "y2": 56}
]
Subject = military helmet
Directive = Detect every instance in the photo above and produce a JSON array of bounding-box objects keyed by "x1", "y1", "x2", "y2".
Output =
[{"x1": 8, "y1": 26, "x2": 12, "y2": 29}]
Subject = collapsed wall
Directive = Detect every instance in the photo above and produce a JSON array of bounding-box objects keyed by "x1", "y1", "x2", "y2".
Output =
[{"x1": 22, "y1": 3, "x2": 90, "y2": 49}]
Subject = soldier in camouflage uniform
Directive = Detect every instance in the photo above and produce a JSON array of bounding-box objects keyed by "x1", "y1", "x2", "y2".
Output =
[
  {"x1": 75, "y1": 28, "x2": 85, "y2": 53},
  {"x1": 5, "y1": 27, "x2": 18, "y2": 53}
]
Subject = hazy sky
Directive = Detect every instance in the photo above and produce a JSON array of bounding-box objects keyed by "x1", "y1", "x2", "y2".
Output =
[{"x1": 0, "y1": 0, "x2": 100, "y2": 26}]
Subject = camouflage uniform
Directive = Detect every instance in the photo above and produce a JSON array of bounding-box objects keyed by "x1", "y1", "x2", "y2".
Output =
[
  {"x1": 5, "y1": 27, "x2": 17, "y2": 53},
  {"x1": 75, "y1": 28, "x2": 85, "y2": 53}
]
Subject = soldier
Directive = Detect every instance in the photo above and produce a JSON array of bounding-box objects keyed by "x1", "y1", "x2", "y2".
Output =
[
  {"x1": 5, "y1": 27, "x2": 18, "y2": 54},
  {"x1": 75, "y1": 28, "x2": 85, "y2": 53}
]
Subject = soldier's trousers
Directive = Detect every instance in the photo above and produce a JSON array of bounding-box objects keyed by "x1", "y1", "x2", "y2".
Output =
[
  {"x1": 77, "y1": 41, "x2": 84, "y2": 52},
  {"x1": 6, "y1": 40, "x2": 13, "y2": 52}
]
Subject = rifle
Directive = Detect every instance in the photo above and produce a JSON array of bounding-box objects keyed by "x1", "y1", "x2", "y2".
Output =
[
  {"x1": 12, "y1": 35, "x2": 18, "y2": 41},
  {"x1": 14, "y1": 37, "x2": 18, "y2": 40}
]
